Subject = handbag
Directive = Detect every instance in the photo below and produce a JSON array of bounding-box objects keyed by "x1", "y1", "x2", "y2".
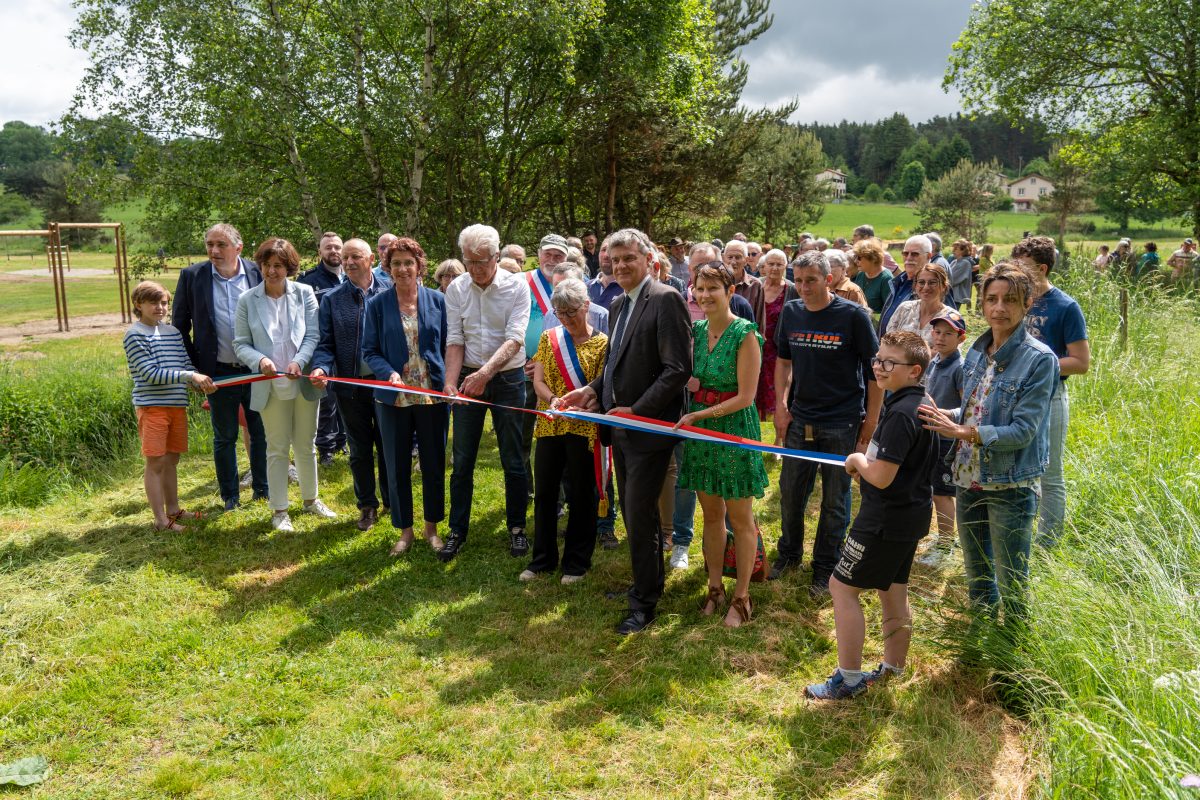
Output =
[{"x1": 722, "y1": 527, "x2": 767, "y2": 582}]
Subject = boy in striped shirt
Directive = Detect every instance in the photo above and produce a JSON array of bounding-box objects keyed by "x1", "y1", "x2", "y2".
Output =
[{"x1": 123, "y1": 281, "x2": 216, "y2": 531}]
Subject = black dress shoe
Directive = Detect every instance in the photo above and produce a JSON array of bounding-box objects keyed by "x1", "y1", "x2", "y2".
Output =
[
  {"x1": 251, "y1": 491, "x2": 269, "y2": 503},
  {"x1": 356, "y1": 507, "x2": 378, "y2": 532},
  {"x1": 768, "y1": 556, "x2": 799, "y2": 581},
  {"x1": 616, "y1": 609, "x2": 656, "y2": 635},
  {"x1": 223, "y1": 498, "x2": 240, "y2": 512},
  {"x1": 438, "y1": 530, "x2": 467, "y2": 563},
  {"x1": 319, "y1": 452, "x2": 335, "y2": 467}
]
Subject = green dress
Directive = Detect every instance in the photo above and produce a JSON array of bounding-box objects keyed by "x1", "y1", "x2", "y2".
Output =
[{"x1": 678, "y1": 316, "x2": 768, "y2": 499}]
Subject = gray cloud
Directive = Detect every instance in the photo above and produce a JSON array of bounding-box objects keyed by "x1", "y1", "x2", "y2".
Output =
[{"x1": 738, "y1": 0, "x2": 973, "y2": 124}]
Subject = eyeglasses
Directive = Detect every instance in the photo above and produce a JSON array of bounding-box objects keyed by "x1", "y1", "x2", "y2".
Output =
[
  {"x1": 914, "y1": 279, "x2": 941, "y2": 287},
  {"x1": 871, "y1": 357, "x2": 915, "y2": 372},
  {"x1": 557, "y1": 305, "x2": 585, "y2": 318},
  {"x1": 463, "y1": 255, "x2": 496, "y2": 268},
  {"x1": 747, "y1": 250, "x2": 761, "y2": 257}
]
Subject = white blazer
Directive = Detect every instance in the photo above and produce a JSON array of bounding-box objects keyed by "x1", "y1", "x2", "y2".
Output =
[{"x1": 233, "y1": 279, "x2": 323, "y2": 412}]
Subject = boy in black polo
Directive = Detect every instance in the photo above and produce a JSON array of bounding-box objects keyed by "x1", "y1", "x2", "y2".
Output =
[{"x1": 806, "y1": 331, "x2": 937, "y2": 700}]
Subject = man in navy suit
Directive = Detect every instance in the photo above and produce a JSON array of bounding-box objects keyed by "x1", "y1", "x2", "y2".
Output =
[
  {"x1": 173, "y1": 223, "x2": 268, "y2": 511},
  {"x1": 298, "y1": 231, "x2": 348, "y2": 465}
]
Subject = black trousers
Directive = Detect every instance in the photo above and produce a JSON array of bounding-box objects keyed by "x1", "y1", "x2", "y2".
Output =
[
  {"x1": 335, "y1": 387, "x2": 388, "y2": 509},
  {"x1": 315, "y1": 392, "x2": 346, "y2": 456},
  {"x1": 528, "y1": 434, "x2": 597, "y2": 576},
  {"x1": 613, "y1": 435, "x2": 673, "y2": 613},
  {"x1": 376, "y1": 402, "x2": 448, "y2": 528}
]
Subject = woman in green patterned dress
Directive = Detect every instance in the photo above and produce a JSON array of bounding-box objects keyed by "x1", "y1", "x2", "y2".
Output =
[{"x1": 676, "y1": 262, "x2": 768, "y2": 627}]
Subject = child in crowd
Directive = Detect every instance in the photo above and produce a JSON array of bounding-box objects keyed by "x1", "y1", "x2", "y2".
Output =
[
  {"x1": 123, "y1": 281, "x2": 216, "y2": 531},
  {"x1": 917, "y1": 310, "x2": 967, "y2": 567},
  {"x1": 806, "y1": 331, "x2": 938, "y2": 700}
]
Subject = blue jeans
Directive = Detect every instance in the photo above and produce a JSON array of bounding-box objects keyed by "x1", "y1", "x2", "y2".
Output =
[
  {"x1": 209, "y1": 363, "x2": 267, "y2": 503},
  {"x1": 1036, "y1": 385, "x2": 1069, "y2": 548},
  {"x1": 957, "y1": 485, "x2": 1038, "y2": 619},
  {"x1": 777, "y1": 420, "x2": 859, "y2": 578},
  {"x1": 448, "y1": 367, "x2": 528, "y2": 535},
  {"x1": 671, "y1": 441, "x2": 695, "y2": 546}
]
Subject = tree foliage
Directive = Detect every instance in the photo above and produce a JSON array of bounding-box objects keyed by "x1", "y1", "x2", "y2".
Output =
[
  {"x1": 897, "y1": 160, "x2": 926, "y2": 202},
  {"x1": 946, "y1": 0, "x2": 1200, "y2": 234},
  {"x1": 726, "y1": 123, "x2": 827, "y2": 242},
  {"x1": 65, "y1": 0, "x2": 784, "y2": 254},
  {"x1": 914, "y1": 159, "x2": 998, "y2": 243}
]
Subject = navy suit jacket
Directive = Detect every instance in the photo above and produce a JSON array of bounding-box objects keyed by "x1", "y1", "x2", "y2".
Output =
[
  {"x1": 173, "y1": 257, "x2": 262, "y2": 375},
  {"x1": 361, "y1": 286, "x2": 448, "y2": 406}
]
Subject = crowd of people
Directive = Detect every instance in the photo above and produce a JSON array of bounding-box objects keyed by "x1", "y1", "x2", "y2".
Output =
[
  {"x1": 1092, "y1": 236, "x2": 1200, "y2": 284},
  {"x1": 121, "y1": 220, "x2": 1091, "y2": 700}
]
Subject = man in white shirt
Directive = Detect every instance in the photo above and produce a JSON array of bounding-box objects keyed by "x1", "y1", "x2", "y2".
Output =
[{"x1": 441, "y1": 223, "x2": 532, "y2": 562}]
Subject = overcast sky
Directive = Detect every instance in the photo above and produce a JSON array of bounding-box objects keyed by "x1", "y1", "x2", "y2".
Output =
[{"x1": 0, "y1": 0, "x2": 970, "y2": 128}]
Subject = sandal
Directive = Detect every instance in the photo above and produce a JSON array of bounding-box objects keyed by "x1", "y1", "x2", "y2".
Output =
[
  {"x1": 152, "y1": 520, "x2": 186, "y2": 533},
  {"x1": 167, "y1": 509, "x2": 202, "y2": 526},
  {"x1": 389, "y1": 530, "x2": 416, "y2": 556},
  {"x1": 725, "y1": 595, "x2": 752, "y2": 628},
  {"x1": 700, "y1": 584, "x2": 726, "y2": 616}
]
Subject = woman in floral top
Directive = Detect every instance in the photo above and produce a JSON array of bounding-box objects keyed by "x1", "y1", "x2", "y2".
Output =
[
  {"x1": 521, "y1": 278, "x2": 609, "y2": 585},
  {"x1": 919, "y1": 263, "x2": 1058, "y2": 620}
]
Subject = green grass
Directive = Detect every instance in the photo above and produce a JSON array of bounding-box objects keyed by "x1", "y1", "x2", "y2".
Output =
[{"x1": 0, "y1": 337, "x2": 1029, "y2": 797}]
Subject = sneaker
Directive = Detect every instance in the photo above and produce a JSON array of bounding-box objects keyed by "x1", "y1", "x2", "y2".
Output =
[
  {"x1": 669, "y1": 544, "x2": 690, "y2": 570},
  {"x1": 805, "y1": 670, "x2": 868, "y2": 701},
  {"x1": 519, "y1": 569, "x2": 539, "y2": 582},
  {"x1": 240, "y1": 470, "x2": 253, "y2": 488},
  {"x1": 288, "y1": 464, "x2": 299, "y2": 483},
  {"x1": 509, "y1": 527, "x2": 529, "y2": 557},
  {"x1": 319, "y1": 452, "x2": 334, "y2": 467},
  {"x1": 863, "y1": 663, "x2": 904, "y2": 687},
  {"x1": 302, "y1": 499, "x2": 337, "y2": 519},
  {"x1": 561, "y1": 573, "x2": 585, "y2": 585},
  {"x1": 271, "y1": 511, "x2": 294, "y2": 532},
  {"x1": 768, "y1": 556, "x2": 799, "y2": 581},
  {"x1": 439, "y1": 530, "x2": 466, "y2": 562},
  {"x1": 598, "y1": 529, "x2": 619, "y2": 550}
]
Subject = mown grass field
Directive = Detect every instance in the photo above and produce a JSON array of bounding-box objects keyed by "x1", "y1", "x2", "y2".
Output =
[{"x1": 2, "y1": 265, "x2": 1198, "y2": 797}]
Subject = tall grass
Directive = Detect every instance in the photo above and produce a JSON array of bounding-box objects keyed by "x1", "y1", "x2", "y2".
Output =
[
  {"x1": 0, "y1": 335, "x2": 205, "y2": 506},
  {"x1": 936, "y1": 265, "x2": 1200, "y2": 798}
]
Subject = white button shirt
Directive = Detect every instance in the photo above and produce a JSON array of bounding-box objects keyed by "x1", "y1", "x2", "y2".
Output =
[{"x1": 444, "y1": 267, "x2": 530, "y2": 371}]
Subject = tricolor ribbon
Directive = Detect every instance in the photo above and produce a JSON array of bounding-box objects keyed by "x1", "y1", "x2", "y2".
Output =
[
  {"x1": 211, "y1": 373, "x2": 845, "y2": 466},
  {"x1": 527, "y1": 269, "x2": 553, "y2": 315}
]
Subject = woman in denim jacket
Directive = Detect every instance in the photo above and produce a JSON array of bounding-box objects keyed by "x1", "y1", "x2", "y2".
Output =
[{"x1": 919, "y1": 262, "x2": 1058, "y2": 619}]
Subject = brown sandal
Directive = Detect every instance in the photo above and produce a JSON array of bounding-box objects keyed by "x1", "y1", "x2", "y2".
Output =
[
  {"x1": 725, "y1": 595, "x2": 752, "y2": 627},
  {"x1": 700, "y1": 585, "x2": 726, "y2": 616},
  {"x1": 167, "y1": 509, "x2": 202, "y2": 526}
]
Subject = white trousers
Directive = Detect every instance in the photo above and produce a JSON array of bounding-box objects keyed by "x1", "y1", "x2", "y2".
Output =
[{"x1": 258, "y1": 393, "x2": 319, "y2": 511}]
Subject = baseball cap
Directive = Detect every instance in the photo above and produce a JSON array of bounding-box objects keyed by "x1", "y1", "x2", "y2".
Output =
[
  {"x1": 538, "y1": 234, "x2": 569, "y2": 254},
  {"x1": 929, "y1": 309, "x2": 967, "y2": 334}
]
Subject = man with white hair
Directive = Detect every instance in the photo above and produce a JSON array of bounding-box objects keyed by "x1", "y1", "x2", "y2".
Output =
[
  {"x1": 500, "y1": 243, "x2": 526, "y2": 266},
  {"x1": 878, "y1": 235, "x2": 931, "y2": 334},
  {"x1": 372, "y1": 233, "x2": 397, "y2": 283},
  {"x1": 441, "y1": 223, "x2": 532, "y2": 562},
  {"x1": 722, "y1": 239, "x2": 766, "y2": 328}
]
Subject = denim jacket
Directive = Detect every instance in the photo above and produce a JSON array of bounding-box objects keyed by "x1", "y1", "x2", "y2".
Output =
[{"x1": 955, "y1": 319, "x2": 1058, "y2": 484}]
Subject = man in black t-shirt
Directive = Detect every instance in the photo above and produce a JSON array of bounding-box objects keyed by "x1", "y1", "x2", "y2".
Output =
[
  {"x1": 806, "y1": 331, "x2": 937, "y2": 701},
  {"x1": 772, "y1": 251, "x2": 882, "y2": 595}
]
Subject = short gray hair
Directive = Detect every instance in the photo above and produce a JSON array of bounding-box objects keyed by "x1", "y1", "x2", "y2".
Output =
[
  {"x1": 924, "y1": 232, "x2": 942, "y2": 251},
  {"x1": 607, "y1": 227, "x2": 652, "y2": 256},
  {"x1": 762, "y1": 248, "x2": 788, "y2": 265},
  {"x1": 905, "y1": 234, "x2": 933, "y2": 254},
  {"x1": 500, "y1": 243, "x2": 526, "y2": 262},
  {"x1": 566, "y1": 236, "x2": 583, "y2": 250},
  {"x1": 825, "y1": 249, "x2": 848, "y2": 271},
  {"x1": 565, "y1": 247, "x2": 586, "y2": 268},
  {"x1": 724, "y1": 240, "x2": 747, "y2": 256},
  {"x1": 688, "y1": 242, "x2": 719, "y2": 263},
  {"x1": 434, "y1": 258, "x2": 465, "y2": 283},
  {"x1": 459, "y1": 224, "x2": 500, "y2": 257},
  {"x1": 792, "y1": 250, "x2": 830, "y2": 277},
  {"x1": 205, "y1": 223, "x2": 242, "y2": 248},
  {"x1": 551, "y1": 277, "x2": 589, "y2": 310},
  {"x1": 553, "y1": 263, "x2": 586, "y2": 282}
]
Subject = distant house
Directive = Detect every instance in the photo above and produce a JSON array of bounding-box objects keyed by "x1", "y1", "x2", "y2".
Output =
[
  {"x1": 816, "y1": 168, "x2": 847, "y2": 202},
  {"x1": 1007, "y1": 173, "x2": 1055, "y2": 212}
]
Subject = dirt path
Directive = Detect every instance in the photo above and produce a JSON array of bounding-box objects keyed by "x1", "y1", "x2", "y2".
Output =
[{"x1": 0, "y1": 313, "x2": 129, "y2": 345}]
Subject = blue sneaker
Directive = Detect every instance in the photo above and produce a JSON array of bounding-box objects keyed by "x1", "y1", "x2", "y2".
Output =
[
  {"x1": 863, "y1": 663, "x2": 904, "y2": 686},
  {"x1": 805, "y1": 670, "x2": 868, "y2": 701}
]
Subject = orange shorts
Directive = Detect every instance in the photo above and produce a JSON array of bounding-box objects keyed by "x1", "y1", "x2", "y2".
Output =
[{"x1": 136, "y1": 406, "x2": 188, "y2": 457}]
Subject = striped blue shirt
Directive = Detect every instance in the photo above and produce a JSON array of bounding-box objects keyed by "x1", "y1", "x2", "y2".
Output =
[{"x1": 123, "y1": 321, "x2": 196, "y2": 407}]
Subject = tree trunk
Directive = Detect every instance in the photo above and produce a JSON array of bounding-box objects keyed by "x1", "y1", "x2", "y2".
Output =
[
  {"x1": 285, "y1": 130, "x2": 323, "y2": 246},
  {"x1": 405, "y1": 14, "x2": 435, "y2": 237},
  {"x1": 352, "y1": 24, "x2": 389, "y2": 234},
  {"x1": 605, "y1": 122, "x2": 617, "y2": 234}
]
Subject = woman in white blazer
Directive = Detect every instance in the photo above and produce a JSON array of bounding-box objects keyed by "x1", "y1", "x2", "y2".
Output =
[{"x1": 234, "y1": 237, "x2": 336, "y2": 531}]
